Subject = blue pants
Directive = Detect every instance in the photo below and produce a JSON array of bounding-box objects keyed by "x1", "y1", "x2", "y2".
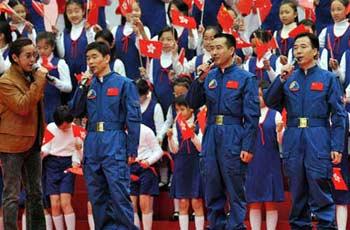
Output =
[
  {"x1": 83, "y1": 155, "x2": 137, "y2": 230},
  {"x1": 201, "y1": 125, "x2": 247, "y2": 230},
  {"x1": 283, "y1": 150, "x2": 336, "y2": 229}
]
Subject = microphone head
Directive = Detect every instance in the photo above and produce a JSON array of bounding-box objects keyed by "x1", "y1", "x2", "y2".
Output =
[{"x1": 32, "y1": 63, "x2": 40, "y2": 72}]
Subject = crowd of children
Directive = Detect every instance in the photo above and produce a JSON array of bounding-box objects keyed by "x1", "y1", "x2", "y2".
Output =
[{"x1": 0, "y1": 0, "x2": 349, "y2": 229}]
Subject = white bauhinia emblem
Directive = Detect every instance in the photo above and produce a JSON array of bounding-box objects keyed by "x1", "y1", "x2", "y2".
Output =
[
  {"x1": 179, "y1": 16, "x2": 188, "y2": 24},
  {"x1": 333, "y1": 173, "x2": 341, "y2": 183},
  {"x1": 147, "y1": 43, "x2": 156, "y2": 53}
]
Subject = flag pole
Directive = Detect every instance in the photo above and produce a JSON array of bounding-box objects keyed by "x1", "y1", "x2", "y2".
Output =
[{"x1": 200, "y1": 0, "x2": 205, "y2": 25}]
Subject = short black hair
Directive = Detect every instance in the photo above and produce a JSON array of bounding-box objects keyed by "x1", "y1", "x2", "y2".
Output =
[
  {"x1": 36, "y1": 32, "x2": 56, "y2": 47},
  {"x1": 331, "y1": 0, "x2": 349, "y2": 7},
  {"x1": 299, "y1": 19, "x2": 316, "y2": 34},
  {"x1": 53, "y1": 105, "x2": 74, "y2": 127},
  {"x1": 172, "y1": 77, "x2": 191, "y2": 89},
  {"x1": 135, "y1": 78, "x2": 150, "y2": 96},
  {"x1": 173, "y1": 95, "x2": 190, "y2": 108},
  {"x1": 294, "y1": 32, "x2": 319, "y2": 50},
  {"x1": 204, "y1": 26, "x2": 222, "y2": 37},
  {"x1": 0, "y1": 21, "x2": 12, "y2": 45},
  {"x1": 86, "y1": 41, "x2": 111, "y2": 56},
  {"x1": 214, "y1": 33, "x2": 236, "y2": 48},
  {"x1": 158, "y1": 26, "x2": 178, "y2": 41},
  {"x1": 95, "y1": 29, "x2": 114, "y2": 47},
  {"x1": 9, "y1": 38, "x2": 33, "y2": 64}
]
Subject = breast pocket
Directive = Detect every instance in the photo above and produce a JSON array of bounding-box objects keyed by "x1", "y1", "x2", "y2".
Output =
[
  {"x1": 106, "y1": 94, "x2": 121, "y2": 119},
  {"x1": 223, "y1": 91, "x2": 242, "y2": 115}
]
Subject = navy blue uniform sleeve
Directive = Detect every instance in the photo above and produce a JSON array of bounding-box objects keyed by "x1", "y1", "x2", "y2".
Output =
[
  {"x1": 186, "y1": 78, "x2": 206, "y2": 111},
  {"x1": 263, "y1": 76, "x2": 285, "y2": 112},
  {"x1": 124, "y1": 81, "x2": 142, "y2": 158},
  {"x1": 68, "y1": 86, "x2": 88, "y2": 118},
  {"x1": 242, "y1": 76, "x2": 260, "y2": 153},
  {"x1": 328, "y1": 75, "x2": 346, "y2": 153}
]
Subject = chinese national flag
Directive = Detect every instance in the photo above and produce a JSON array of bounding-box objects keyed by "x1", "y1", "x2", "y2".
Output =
[
  {"x1": 232, "y1": 31, "x2": 252, "y2": 48},
  {"x1": 177, "y1": 113, "x2": 194, "y2": 140},
  {"x1": 194, "y1": 0, "x2": 204, "y2": 11},
  {"x1": 42, "y1": 128, "x2": 54, "y2": 145},
  {"x1": 288, "y1": 24, "x2": 311, "y2": 38},
  {"x1": 41, "y1": 56, "x2": 56, "y2": 71},
  {"x1": 139, "y1": 39, "x2": 162, "y2": 59},
  {"x1": 236, "y1": 0, "x2": 251, "y2": 15},
  {"x1": 267, "y1": 37, "x2": 279, "y2": 50},
  {"x1": 256, "y1": 42, "x2": 269, "y2": 60},
  {"x1": 87, "y1": 1, "x2": 99, "y2": 25},
  {"x1": 72, "y1": 124, "x2": 87, "y2": 140},
  {"x1": 257, "y1": 0, "x2": 272, "y2": 23},
  {"x1": 0, "y1": 3, "x2": 15, "y2": 15},
  {"x1": 178, "y1": 48, "x2": 185, "y2": 65},
  {"x1": 217, "y1": 3, "x2": 234, "y2": 32},
  {"x1": 332, "y1": 167, "x2": 348, "y2": 191},
  {"x1": 65, "y1": 167, "x2": 83, "y2": 176},
  {"x1": 171, "y1": 9, "x2": 197, "y2": 29},
  {"x1": 196, "y1": 106, "x2": 207, "y2": 133},
  {"x1": 32, "y1": 0, "x2": 44, "y2": 17},
  {"x1": 115, "y1": 0, "x2": 133, "y2": 16},
  {"x1": 298, "y1": 0, "x2": 314, "y2": 9}
]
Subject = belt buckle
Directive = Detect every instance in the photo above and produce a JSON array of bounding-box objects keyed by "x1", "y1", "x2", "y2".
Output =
[
  {"x1": 215, "y1": 115, "x2": 224, "y2": 125},
  {"x1": 96, "y1": 122, "x2": 104, "y2": 132},
  {"x1": 298, "y1": 117, "x2": 308, "y2": 128}
]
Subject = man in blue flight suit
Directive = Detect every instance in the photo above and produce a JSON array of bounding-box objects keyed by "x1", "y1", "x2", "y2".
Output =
[
  {"x1": 186, "y1": 33, "x2": 260, "y2": 230},
  {"x1": 69, "y1": 42, "x2": 141, "y2": 230},
  {"x1": 264, "y1": 32, "x2": 346, "y2": 230}
]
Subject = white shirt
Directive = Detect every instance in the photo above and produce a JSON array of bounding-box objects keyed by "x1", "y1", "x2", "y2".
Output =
[
  {"x1": 168, "y1": 114, "x2": 202, "y2": 153},
  {"x1": 56, "y1": 20, "x2": 95, "y2": 58},
  {"x1": 158, "y1": 105, "x2": 174, "y2": 141},
  {"x1": 184, "y1": 50, "x2": 211, "y2": 75},
  {"x1": 140, "y1": 92, "x2": 165, "y2": 136},
  {"x1": 11, "y1": 22, "x2": 37, "y2": 44},
  {"x1": 41, "y1": 123, "x2": 83, "y2": 165},
  {"x1": 259, "y1": 107, "x2": 282, "y2": 126},
  {"x1": 136, "y1": 124, "x2": 163, "y2": 165},
  {"x1": 174, "y1": 25, "x2": 199, "y2": 50},
  {"x1": 319, "y1": 19, "x2": 350, "y2": 48},
  {"x1": 113, "y1": 59, "x2": 126, "y2": 76},
  {"x1": 273, "y1": 22, "x2": 297, "y2": 40},
  {"x1": 38, "y1": 54, "x2": 72, "y2": 93},
  {"x1": 111, "y1": 23, "x2": 151, "y2": 51}
]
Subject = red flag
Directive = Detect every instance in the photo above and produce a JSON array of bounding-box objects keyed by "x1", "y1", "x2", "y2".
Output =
[
  {"x1": 196, "y1": 106, "x2": 207, "y2": 133},
  {"x1": 0, "y1": 3, "x2": 15, "y2": 15},
  {"x1": 139, "y1": 39, "x2": 163, "y2": 59},
  {"x1": 194, "y1": 0, "x2": 204, "y2": 11},
  {"x1": 178, "y1": 48, "x2": 185, "y2": 65},
  {"x1": 72, "y1": 124, "x2": 87, "y2": 140},
  {"x1": 232, "y1": 31, "x2": 252, "y2": 48},
  {"x1": 32, "y1": 0, "x2": 44, "y2": 17},
  {"x1": 87, "y1": 1, "x2": 99, "y2": 25},
  {"x1": 298, "y1": 0, "x2": 314, "y2": 9},
  {"x1": 256, "y1": 42, "x2": 269, "y2": 60},
  {"x1": 41, "y1": 56, "x2": 56, "y2": 71},
  {"x1": 256, "y1": 0, "x2": 272, "y2": 23},
  {"x1": 332, "y1": 167, "x2": 348, "y2": 191},
  {"x1": 183, "y1": 0, "x2": 193, "y2": 9},
  {"x1": 65, "y1": 167, "x2": 83, "y2": 176},
  {"x1": 171, "y1": 9, "x2": 197, "y2": 29},
  {"x1": 288, "y1": 24, "x2": 311, "y2": 38},
  {"x1": 177, "y1": 113, "x2": 194, "y2": 140},
  {"x1": 115, "y1": 0, "x2": 133, "y2": 16},
  {"x1": 347, "y1": 4, "x2": 350, "y2": 15},
  {"x1": 57, "y1": 0, "x2": 66, "y2": 14},
  {"x1": 42, "y1": 128, "x2": 54, "y2": 145},
  {"x1": 94, "y1": 0, "x2": 108, "y2": 7},
  {"x1": 236, "y1": 0, "x2": 252, "y2": 15},
  {"x1": 130, "y1": 174, "x2": 139, "y2": 181},
  {"x1": 267, "y1": 37, "x2": 279, "y2": 50},
  {"x1": 75, "y1": 72, "x2": 83, "y2": 83},
  {"x1": 304, "y1": 8, "x2": 316, "y2": 22},
  {"x1": 217, "y1": 4, "x2": 234, "y2": 32}
]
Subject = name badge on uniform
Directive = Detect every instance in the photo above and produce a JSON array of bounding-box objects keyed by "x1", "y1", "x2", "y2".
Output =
[
  {"x1": 226, "y1": 80, "x2": 239, "y2": 89},
  {"x1": 87, "y1": 89, "x2": 96, "y2": 99},
  {"x1": 289, "y1": 81, "x2": 299, "y2": 92},
  {"x1": 208, "y1": 79, "x2": 217, "y2": 89},
  {"x1": 107, "y1": 87, "x2": 119, "y2": 96},
  {"x1": 310, "y1": 82, "x2": 323, "y2": 91}
]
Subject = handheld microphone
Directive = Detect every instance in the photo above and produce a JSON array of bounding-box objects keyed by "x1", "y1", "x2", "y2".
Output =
[
  {"x1": 197, "y1": 58, "x2": 214, "y2": 77},
  {"x1": 79, "y1": 70, "x2": 93, "y2": 89},
  {"x1": 32, "y1": 63, "x2": 55, "y2": 82},
  {"x1": 281, "y1": 58, "x2": 297, "y2": 78}
]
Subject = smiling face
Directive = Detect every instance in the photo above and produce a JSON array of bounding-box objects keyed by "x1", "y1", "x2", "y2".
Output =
[
  {"x1": 279, "y1": 3, "x2": 297, "y2": 25},
  {"x1": 159, "y1": 31, "x2": 176, "y2": 53},
  {"x1": 66, "y1": 2, "x2": 84, "y2": 25}
]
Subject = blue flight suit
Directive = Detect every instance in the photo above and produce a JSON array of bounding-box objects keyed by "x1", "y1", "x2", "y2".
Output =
[
  {"x1": 264, "y1": 65, "x2": 346, "y2": 229},
  {"x1": 70, "y1": 72, "x2": 141, "y2": 230},
  {"x1": 186, "y1": 64, "x2": 260, "y2": 230}
]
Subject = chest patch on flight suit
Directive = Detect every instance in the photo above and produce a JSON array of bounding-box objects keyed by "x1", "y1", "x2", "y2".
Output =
[
  {"x1": 310, "y1": 82, "x2": 324, "y2": 91},
  {"x1": 87, "y1": 89, "x2": 96, "y2": 99},
  {"x1": 107, "y1": 87, "x2": 119, "y2": 96},
  {"x1": 289, "y1": 81, "x2": 300, "y2": 92},
  {"x1": 208, "y1": 79, "x2": 217, "y2": 89},
  {"x1": 226, "y1": 80, "x2": 239, "y2": 89}
]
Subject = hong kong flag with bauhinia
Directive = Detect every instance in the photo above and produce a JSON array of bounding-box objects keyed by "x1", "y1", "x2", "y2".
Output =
[{"x1": 139, "y1": 39, "x2": 163, "y2": 59}]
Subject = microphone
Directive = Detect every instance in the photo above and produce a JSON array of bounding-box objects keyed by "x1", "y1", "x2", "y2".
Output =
[
  {"x1": 197, "y1": 58, "x2": 214, "y2": 77},
  {"x1": 32, "y1": 63, "x2": 55, "y2": 82},
  {"x1": 281, "y1": 58, "x2": 297, "y2": 79},
  {"x1": 79, "y1": 70, "x2": 93, "y2": 89}
]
